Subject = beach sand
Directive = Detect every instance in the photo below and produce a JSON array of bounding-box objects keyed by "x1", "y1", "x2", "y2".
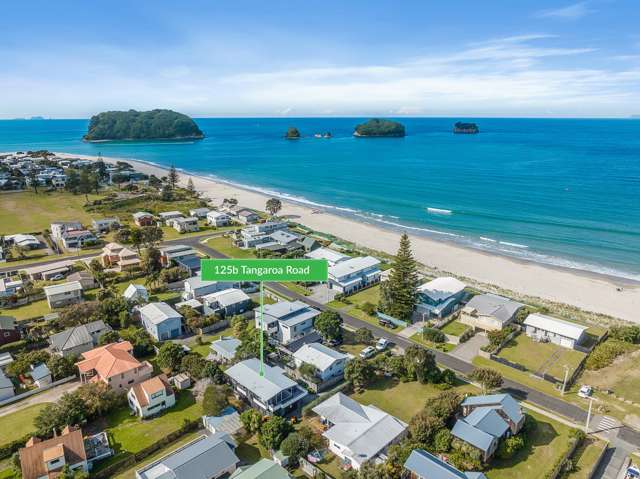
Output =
[{"x1": 59, "y1": 153, "x2": 640, "y2": 322}]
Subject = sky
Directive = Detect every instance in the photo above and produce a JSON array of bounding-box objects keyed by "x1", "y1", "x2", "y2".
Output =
[{"x1": 1, "y1": 0, "x2": 640, "y2": 118}]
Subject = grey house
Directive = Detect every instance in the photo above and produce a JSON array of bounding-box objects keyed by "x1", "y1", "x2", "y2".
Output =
[
  {"x1": 404, "y1": 449, "x2": 487, "y2": 479},
  {"x1": 139, "y1": 302, "x2": 183, "y2": 341},
  {"x1": 202, "y1": 288, "x2": 252, "y2": 318},
  {"x1": 460, "y1": 293, "x2": 524, "y2": 331},
  {"x1": 49, "y1": 320, "x2": 112, "y2": 357}
]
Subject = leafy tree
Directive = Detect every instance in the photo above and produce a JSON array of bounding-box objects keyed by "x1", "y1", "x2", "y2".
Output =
[
  {"x1": 142, "y1": 226, "x2": 164, "y2": 246},
  {"x1": 78, "y1": 168, "x2": 92, "y2": 202},
  {"x1": 409, "y1": 410, "x2": 444, "y2": 445},
  {"x1": 161, "y1": 184, "x2": 173, "y2": 201},
  {"x1": 93, "y1": 296, "x2": 131, "y2": 328},
  {"x1": 240, "y1": 409, "x2": 263, "y2": 434},
  {"x1": 354, "y1": 327, "x2": 374, "y2": 345},
  {"x1": 449, "y1": 440, "x2": 484, "y2": 471},
  {"x1": 75, "y1": 382, "x2": 124, "y2": 418},
  {"x1": 156, "y1": 341, "x2": 186, "y2": 372},
  {"x1": 344, "y1": 358, "x2": 374, "y2": 391},
  {"x1": 434, "y1": 428, "x2": 453, "y2": 453},
  {"x1": 168, "y1": 165, "x2": 179, "y2": 190},
  {"x1": 129, "y1": 227, "x2": 145, "y2": 253},
  {"x1": 280, "y1": 432, "x2": 310, "y2": 467},
  {"x1": 28, "y1": 169, "x2": 38, "y2": 193},
  {"x1": 259, "y1": 415, "x2": 292, "y2": 451},
  {"x1": 298, "y1": 362, "x2": 318, "y2": 380},
  {"x1": 314, "y1": 311, "x2": 342, "y2": 342},
  {"x1": 202, "y1": 384, "x2": 230, "y2": 416},
  {"x1": 180, "y1": 354, "x2": 207, "y2": 379},
  {"x1": 65, "y1": 169, "x2": 80, "y2": 193},
  {"x1": 470, "y1": 367, "x2": 503, "y2": 394},
  {"x1": 202, "y1": 361, "x2": 226, "y2": 384},
  {"x1": 426, "y1": 390, "x2": 462, "y2": 423},
  {"x1": 265, "y1": 198, "x2": 282, "y2": 216},
  {"x1": 235, "y1": 327, "x2": 272, "y2": 361},
  {"x1": 379, "y1": 233, "x2": 419, "y2": 320},
  {"x1": 141, "y1": 246, "x2": 162, "y2": 275},
  {"x1": 7, "y1": 350, "x2": 50, "y2": 377},
  {"x1": 384, "y1": 440, "x2": 419, "y2": 478},
  {"x1": 99, "y1": 330, "x2": 121, "y2": 345},
  {"x1": 422, "y1": 327, "x2": 445, "y2": 343},
  {"x1": 35, "y1": 392, "x2": 86, "y2": 436},
  {"x1": 496, "y1": 434, "x2": 525, "y2": 459},
  {"x1": 610, "y1": 325, "x2": 640, "y2": 344},
  {"x1": 149, "y1": 174, "x2": 163, "y2": 189},
  {"x1": 46, "y1": 355, "x2": 76, "y2": 380},
  {"x1": 119, "y1": 327, "x2": 155, "y2": 357},
  {"x1": 405, "y1": 345, "x2": 437, "y2": 384},
  {"x1": 186, "y1": 177, "x2": 196, "y2": 195}
]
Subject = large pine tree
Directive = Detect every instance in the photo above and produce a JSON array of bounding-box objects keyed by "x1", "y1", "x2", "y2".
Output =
[{"x1": 379, "y1": 233, "x2": 419, "y2": 320}]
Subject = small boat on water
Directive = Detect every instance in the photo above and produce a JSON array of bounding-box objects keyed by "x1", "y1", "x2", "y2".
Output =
[{"x1": 314, "y1": 132, "x2": 332, "y2": 138}]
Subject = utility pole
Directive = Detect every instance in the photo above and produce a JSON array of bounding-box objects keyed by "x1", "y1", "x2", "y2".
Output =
[
  {"x1": 585, "y1": 397, "x2": 594, "y2": 433},
  {"x1": 561, "y1": 365, "x2": 569, "y2": 396}
]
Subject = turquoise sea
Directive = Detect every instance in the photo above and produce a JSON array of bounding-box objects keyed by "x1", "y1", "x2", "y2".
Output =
[{"x1": 1, "y1": 118, "x2": 639, "y2": 281}]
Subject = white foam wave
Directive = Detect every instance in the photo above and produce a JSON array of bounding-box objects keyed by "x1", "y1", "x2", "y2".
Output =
[
  {"x1": 499, "y1": 241, "x2": 529, "y2": 249},
  {"x1": 480, "y1": 237, "x2": 497, "y2": 243}
]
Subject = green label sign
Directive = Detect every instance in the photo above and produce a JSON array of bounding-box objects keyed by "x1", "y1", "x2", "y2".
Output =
[{"x1": 201, "y1": 259, "x2": 328, "y2": 282}]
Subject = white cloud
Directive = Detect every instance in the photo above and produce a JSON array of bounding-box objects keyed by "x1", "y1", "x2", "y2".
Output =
[{"x1": 535, "y1": 2, "x2": 594, "y2": 20}]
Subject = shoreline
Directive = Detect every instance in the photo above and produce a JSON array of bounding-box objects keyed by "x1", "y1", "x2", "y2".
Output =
[{"x1": 54, "y1": 152, "x2": 640, "y2": 322}]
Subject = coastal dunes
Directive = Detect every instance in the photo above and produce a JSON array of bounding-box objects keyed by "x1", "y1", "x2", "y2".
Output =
[{"x1": 57, "y1": 152, "x2": 640, "y2": 323}]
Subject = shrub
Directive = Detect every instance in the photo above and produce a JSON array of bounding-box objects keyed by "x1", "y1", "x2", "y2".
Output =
[
  {"x1": 202, "y1": 385, "x2": 230, "y2": 416},
  {"x1": 459, "y1": 328, "x2": 475, "y2": 344},
  {"x1": 497, "y1": 434, "x2": 525, "y2": 459},
  {"x1": 585, "y1": 340, "x2": 633, "y2": 370},
  {"x1": 360, "y1": 302, "x2": 377, "y2": 316},
  {"x1": 609, "y1": 325, "x2": 640, "y2": 344},
  {"x1": 422, "y1": 327, "x2": 446, "y2": 343},
  {"x1": 354, "y1": 327, "x2": 374, "y2": 345}
]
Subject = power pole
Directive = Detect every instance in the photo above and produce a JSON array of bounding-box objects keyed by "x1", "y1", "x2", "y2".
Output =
[
  {"x1": 585, "y1": 397, "x2": 594, "y2": 433},
  {"x1": 561, "y1": 365, "x2": 569, "y2": 396}
]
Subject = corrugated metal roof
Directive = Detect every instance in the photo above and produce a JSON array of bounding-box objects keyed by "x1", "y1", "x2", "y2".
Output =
[{"x1": 523, "y1": 313, "x2": 588, "y2": 341}]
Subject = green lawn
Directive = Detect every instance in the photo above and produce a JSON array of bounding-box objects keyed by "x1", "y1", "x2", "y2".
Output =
[
  {"x1": 113, "y1": 279, "x2": 181, "y2": 303},
  {"x1": 410, "y1": 332, "x2": 456, "y2": 352},
  {"x1": 160, "y1": 222, "x2": 223, "y2": 241},
  {"x1": 486, "y1": 410, "x2": 576, "y2": 479},
  {"x1": 497, "y1": 334, "x2": 586, "y2": 381},
  {"x1": 0, "y1": 403, "x2": 51, "y2": 446},
  {"x1": 0, "y1": 469, "x2": 16, "y2": 479},
  {"x1": 347, "y1": 285, "x2": 380, "y2": 307},
  {"x1": 0, "y1": 298, "x2": 52, "y2": 321},
  {"x1": 350, "y1": 376, "x2": 478, "y2": 423},
  {"x1": 206, "y1": 236, "x2": 256, "y2": 259},
  {"x1": 440, "y1": 320, "x2": 468, "y2": 336},
  {"x1": 187, "y1": 325, "x2": 236, "y2": 357},
  {"x1": 563, "y1": 437, "x2": 607, "y2": 479},
  {"x1": 236, "y1": 434, "x2": 271, "y2": 464}
]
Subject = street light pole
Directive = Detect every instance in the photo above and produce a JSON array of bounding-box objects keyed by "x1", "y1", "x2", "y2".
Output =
[
  {"x1": 585, "y1": 397, "x2": 594, "y2": 433},
  {"x1": 562, "y1": 365, "x2": 569, "y2": 396}
]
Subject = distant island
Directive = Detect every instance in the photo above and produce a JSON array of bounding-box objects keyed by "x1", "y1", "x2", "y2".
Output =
[
  {"x1": 453, "y1": 121, "x2": 479, "y2": 134},
  {"x1": 285, "y1": 127, "x2": 301, "y2": 139},
  {"x1": 353, "y1": 118, "x2": 405, "y2": 137},
  {"x1": 83, "y1": 109, "x2": 204, "y2": 141}
]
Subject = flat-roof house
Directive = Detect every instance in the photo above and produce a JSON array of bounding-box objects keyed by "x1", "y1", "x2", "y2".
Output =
[
  {"x1": 207, "y1": 210, "x2": 232, "y2": 227},
  {"x1": 189, "y1": 207, "x2": 210, "y2": 218},
  {"x1": 139, "y1": 302, "x2": 183, "y2": 341},
  {"x1": 127, "y1": 374, "x2": 175, "y2": 418},
  {"x1": 202, "y1": 288, "x2": 252, "y2": 318},
  {"x1": 172, "y1": 216, "x2": 200, "y2": 233},
  {"x1": 328, "y1": 256, "x2": 381, "y2": 295},
  {"x1": 61, "y1": 229, "x2": 97, "y2": 249},
  {"x1": 293, "y1": 342, "x2": 351, "y2": 383},
  {"x1": 175, "y1": 255, "x2": 202, "y2": 276},
  {"x1": 76, "y1": 341, "x2": 153, "y2": 391},
  {"x1": 19, "y1": 426, "x2": 88, "y2": 479},
  {"x1": 240, "y1": 222, "x2": 289, "y2": 248},
  {"x1": 25, "y1": 261, "x2": 72, "y2": 281},
  {"x1": 0, "y1": 315, "x2": 21, "y2": 346},
  {"x1": 50, "y1": 221, "x2": 82, "y2": 239},
  {"x1": 44, "y1": 281, "x2": 83, "y2": 309},
  {"x1": 132, "y1": 211, "x2": 155, "y2": 227},
  {"x1": 416, "y1": 277, "x2": 466, "y2": 319},
  {"x1": 404, "y1": 449, "x2": 487, "y2": 479},
  {"x1": 0, "y1": 369, "x2": 14, "y2": 401},
  {"x1": 305, "y1": 247, "x2": 349, "y2": 267},
  {"x1": 312, "y1": 392, "x2": 408, "y2": 470},
  {"x1": 460, "y1": 293, "x2": 524, "y2": 331},
  {"x1": 159, "y1": 211, "x2": 184, "y2": 225},
  {"x1": 91, "y1": 217, "x2": 119, "y2": 234},
  {"x1": 183, "y1": 274, "x2": 235, "y2": 300},
  {"x1": 67, "y1": 271, "x2": 97, "y2": 289},
  {"x1": 49, "y1": 320, "x2": 112, "y2": 357},
  {"x1": 160, "y1": 244, "x2": 199, "y2": 267},
  {"x1": 29, "y1": 363, "x2": 52, "y2": 388},
  {"x1": 101, "y1": 242, "x2": 141, "y2": 271},
  {"x1": 255, "y1": 300, "x2": 320, "y2": 345},
  {"x1": 123, "y1": 283, "x2": 149, "y2": 303},
  {"x1": 208, "y1": 336, "x2": 242, "y2": 363},
  {"x1": 236, "y1": 209, "x2": 260, "y2": 224},
  {"x1": 269, "y1": 230, "x2": 299, "y2": 246},
  {"x1": 224, "y1": 358, "x2": 308, "y2": 415},
  {"x1": 229, "y1": 459, "x2": 290, "y2": 479},
  {"x1": 523, "y1": 313, "x2": 588, "y2": 349}
]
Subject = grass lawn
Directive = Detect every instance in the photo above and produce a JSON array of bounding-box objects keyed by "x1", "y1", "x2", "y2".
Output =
[
  {"x1": 410, "y1": 332, "x2": 456, "y2": 352},
  {"x1": 497, "y1": 334, "x2": 586, "y2": 381},
  {"x1": 563, "y1": 437, "x2": 607, "y2": 479},
  {"x1": 187, "y1": 325, "x2": 236, "y2": 357},
  {"x1": 440, "y1": 320, "x2": 468, "y2": 336},
  {"x1": 236, "y1": 434, "x2": 271, "y2": 464},
  {"x1": 160, "y1": 223, "x2": 222, "y2": 241},
  {"x1": 347, "y1": 285, "x2": 380, "y2": 307},
  {"x1": 0, "y1": 298, "x2": 52, "y2": 321},
  {"x1": 113, "y1": 279, "x2": 181, "y2": 303},
  {"x1": 106, "y1": 391, "x2": 202, "y2": 456},
  {"x1": 350, "y1": 376, "x2": 478, "y2": 423},
  {"x1": 0, "y1": 403, "x2": 51, "y2": 446},
  {"x1": 486, "y1": 410, "x2": 576, "y2": 479},
  {"x1": 206, "y1": 236, "x2": 256, "y2": 259},
  {"x1": 0, "y1": 190, "x2": 102, "y2": 235}
]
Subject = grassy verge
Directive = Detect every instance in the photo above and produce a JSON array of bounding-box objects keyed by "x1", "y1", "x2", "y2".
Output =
[
  {"x1": 0, "y1": 298, "x2": 53, "y2": 321},
  {"x1": 410, "y1": 332, "x2": 456, "y2": 352},
  {"x1": 562, "y1": 437, "x2": 607, "y2": 479},
  {"x1": 0, "y1": 403, "x2": 50, "y2": 446},
  {"x1": 206, "y1": 236, "x2": 256, "y2": 259}
]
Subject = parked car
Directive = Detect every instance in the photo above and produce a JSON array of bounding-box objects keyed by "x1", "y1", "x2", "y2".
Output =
[
  {"x1": 378, "y1": 318, "x2": 397, "y2": 329},
  {"x1": 325, "y1": 338, "x2": 343, "y2": 347},
  {"x1": 359, "y1": 346, "x2": 375, "y2": 359},
  {"x1": 50, "y1": 274, "x2": 65, "y2": 281},
  {"x1": 578, "y1": 385, "x2": 593, "y2": 399},
  {"x1": 375, "y1": 338, "x2": 389, "y2": 351}
]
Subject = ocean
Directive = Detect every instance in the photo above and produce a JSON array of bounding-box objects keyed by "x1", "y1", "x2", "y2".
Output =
[{"x1": 1, "y1": 117, "x2": 639, "y2": 281}]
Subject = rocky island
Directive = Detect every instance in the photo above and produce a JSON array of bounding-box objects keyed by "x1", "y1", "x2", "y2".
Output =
[
  {"x1": 453, "y1": 121, "x2": 479, "y2": 134},
  {"x1": 354, "y1": 118, "x2": 405, "y2": 137},
  {"x1": 285, "y1": 127, "x2": 301, "y2": 139},
  {"x1": 83, "y1": 109, "x2": 204, "y2": 141}
]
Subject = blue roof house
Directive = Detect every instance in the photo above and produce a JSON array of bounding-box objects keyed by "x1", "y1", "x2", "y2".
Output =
[
  {"x1": 404, "y1": 449, "x2": 487, "y2": 479},
  {"x1": 139, "y1": 302, "x2": 183, "y2": 341}
]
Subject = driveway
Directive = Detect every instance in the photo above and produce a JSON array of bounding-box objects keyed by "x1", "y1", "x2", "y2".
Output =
[
  {"x1": 0, "y1": 380, "x2": 81, "y2": 417},
  {"x1": 307, "y1": 284, "x2": 336, "y2": 305},
  {"x1": 450, "y1": 333, "x2": 488, "y2": 362}
]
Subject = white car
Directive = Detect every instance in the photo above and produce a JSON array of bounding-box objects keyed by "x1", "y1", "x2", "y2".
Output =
[
  {"x1": 375, "y1": 338, "x2": 389, "y2": 351},
  {"x1": 578, "y1": 385, "x2": 593, "y2": 399},
  {"x1": 359, "y1": 346, "x2": 376, "y2": 359}
]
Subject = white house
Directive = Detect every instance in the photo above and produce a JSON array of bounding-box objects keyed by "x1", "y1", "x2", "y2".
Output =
[
  {"x1": 207, "y1": 210, "x2": 232, "y2": 227},
  {"x1": 172, "y1": 216, "x2": 199, "y2": 233},
  {"x1": 523, "y1": 313, "x2": 588, "y2": 349},
  {"x1": 239, "y1": 222, "x2": 288, "y2": 248},
  {"x1": 4, "y1": 234, "x2": 41, "y2": 249},
  {"x1": 312, "y1": 393, "x2": 407, "y2": 470},
  {"x1": 202, "y1": 288, "x2": 252, "y2": 318},
  {"x1": 91, "y1": 218, "x2": 119, "y2": 234},
  {"x1": 60, "y1": 230, "x2": 97, "y2": 249},
  {"x1": 127, "y1": 375, "x2": 176, "y2": 418},
  {"x1": 208, "y1": 336, "x2": 242, "y2": 363},
  {"x1": 50, "y1": 221, "x2": 83, "y2": 240},
  {"x1": 43, "y1": 281, "x2": 83, "y2": 309},
  {"x1": 139, "y1": 302, "x2": 183, "y2": 341},
  {"x1": 123, "y1": 283, "x2": 149, "y2": 303},
  {"x1": 159, "y1": 211, "x2": 184, "y2": 225},
  {"x1": 328, "y1": 256, "x2": 381, "y2": 294},
  {"x1": 189, "y1": 207, "x2": 210, "y2": 218},
  {"x1": 293, "y1": 343, "x2": 351, "y2": 382},
  {"x1": 305, "y1": 247, "x2": 349, "y2": 267},
  {"x1": 255, "y1": 300, "x2": 320, "y2": 345},
  {"x1": 183, "y1": 274, "x2": 236, "y2": 300},
  {"x1": 416, "y1": 277, "x2": 466, "y2": 319}
]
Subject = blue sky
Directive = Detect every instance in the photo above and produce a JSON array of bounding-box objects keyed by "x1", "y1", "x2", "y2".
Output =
[{"x1": 1, "y1": 0, "x2": 639, "y2": 118}]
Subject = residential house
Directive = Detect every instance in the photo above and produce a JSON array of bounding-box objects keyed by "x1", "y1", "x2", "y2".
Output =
[
  {"x1": 300, "y1": 236, "x2": 320, "y2": 252},
  {"x1": 160, "y1": 244, "x2": 199, "y2": 267},
  {"x1": 91, "y1": 218, "x2": 119, "y2": 234},
  {"x1": 229, "y1": 459, "x2": 290, "y2": 479},
  {"x1": 207, "y1": 210, "x2": 232, "y2": 227},
  {"x1": 139, "y1": 302, "x2": 183, "y2": 341},
  {"x1": 19, "y1": 426, "x2": 88, "y2": 479},
  {"x1": 25, "y1": 261, "x2": 71, "y2": 281},
  {"x1": 416, "y1": 277, "x2": 466, "y2": 319},
  {"x1": 175, "y1": 255, "x2": 202, "y2": 276},
  {"x1": 0, "y1": 277, "x2": 23, "y2": 297},
  {"x1": 403, "y1": 449, "x2": 487, "y2": 479},
  {"x1": 312, "y1": 392, "x2": 408, "y2": 470},
  {"x1": 61, "y1": 229, "x2": 97, "y2": 249},
  {"x1": 101, "y1": 242, "x2": 141, "y2": 271},
  {"x1": 50, "y1": 221, "x2": 83, "y2": 240},
  {"x1": 236, "y1": 208, "x2": 260, "y2": 224},
  {"x1": 0, "y1": 352, "x2": 14, "y2": 371},
  {"x1": 43, "y1": 281, "x2": 83, "y2": 309},
  {"x1": 172, "y1": 216, "x2": 200, "y2": 233},
  {"x1": 239, "y1": 221, "x2": 288, "y2": 248},
  {"x1": 135, "y1": 432, "x2": 239, "y2": 479},
  {"x1": 171, "y1": 373, "x2": 191, "y2": 390},
  {"x1": 49, "y1": 320, "x2": 112, "y2": 357},
  {"x1": 203, "y1": 406, "x2": 243, "y2": 436},
  {"x1": 159, "y1": 211, "x2": 184, "y2": 226},
  {"x1": 328, "y1": 256, "x2": 381, "y2": 294},
  {"x1": 127, "y1": 374, "x2": 176, "y2": 418},
  {"x1": 208, "y1": 336, "x2": 241, "y2": 363},
  {"x1": 224, "y1": 358, "x2": 308, "y2": 415},
  {"x1": 175, "y1": 298, "x2": 204, "y2": 315},
  {"x1": 459, "y1": 294, "x2": 524, "y2": 331},
  {"x1": 255, "y1": 300, "x2": 320, "y2": 345},
  {"x1": 523, "y1": 313, "x2": 588, "y2": 349},
  {"x1": 189, "y1": 207, "x2": 210, "y2": 218},
  {"x1": 0, "y1": 316, "x2": 21, "y2": 345},
  {"x1": 67, "y1": 271, "x2": 97, "y2": 289},
  {"x1": 4, "y1": 233, "x2": 41, "y2": 249},
  {"x1": 0, "y1": 369, "x2": 14, "y2": 401},
  {"x1": 123, "y1": 283, "x2": 149, "y2": 303},
  {"x1": 76, "y1": 341, "x2": 153, "y2": 391},
  {"x1": 460, "y1": 394, "x2": 525, "y2": 435},
  {"x1": 183, "y1": 273, "x2": 235, "y2": 300},
  {"x1": 133, "y1": 211, "x2": 155, "y2": 227},
  {"x1": 293, "y1": 342, "x2": 351, "y2": 383},
  {"x1": 202, "y1": 288, "x2": 252, "y2": 317},
  {"x1": 29, "y1": 363, "x2": 52, "y2": 387}
]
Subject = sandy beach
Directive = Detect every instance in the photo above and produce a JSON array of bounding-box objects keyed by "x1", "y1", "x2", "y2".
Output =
[{"x1": 59, "y1": 153, "x2": 640, "y2": 323}]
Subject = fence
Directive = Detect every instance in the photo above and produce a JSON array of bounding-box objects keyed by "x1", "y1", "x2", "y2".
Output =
[
  {"x1": 375, "y1": 312, "x2": 408, "y2": 329},
  {"x1": 300, "y1": 457, "x2": 333, "y2": 478},
  {"x1": 0, "y1": 375, "x2": 76, "y2": 408}
]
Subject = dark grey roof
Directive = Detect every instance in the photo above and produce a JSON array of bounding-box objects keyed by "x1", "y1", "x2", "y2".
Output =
[
  {"x1": 0, "y1": 316, "x2": 16, "y2": 331},
  {"x1": 49, "y1": 320, "x2": 109, "y2": 352},
  {"x1": 465, "y1": 293, "x2": 524, "y2": 324}
]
